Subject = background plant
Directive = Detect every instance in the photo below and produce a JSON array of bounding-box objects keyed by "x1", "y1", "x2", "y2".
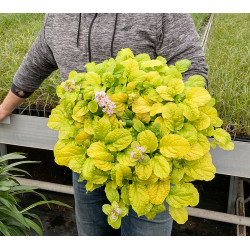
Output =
[{"x1": 0, "y1": 152, "x2": 71, "y2": 236}]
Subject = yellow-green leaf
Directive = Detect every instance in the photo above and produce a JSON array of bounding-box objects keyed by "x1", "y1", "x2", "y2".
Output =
[
  {"x1": 121, "y1": 184, "x2": 130, "y2": 205},
  {"x1": 148, "y1": 180, "x2": 170, "y2": 205},
  {"x1": 93, "y1": 159, "x2": 114, "y2": 171},
  {"x1": 88, "y1": 100, "x2": 98, "y2": 113},
  {"x1": 178, "y1": 99, "x2": 200, "y2": 121},
  {"x1": 68, "y1": 157, "x2": 86, "y2": 173},
  {"x1": 214, "y1": 128, "x2": 231, "y2": 145},
  {"x1": 55, "y1": 145, "x2": 83, "y2": 167},
  {"x1": 132, "y1": 97, "x2": 151, "y2": 114},
  {"x1": 110, "y1": 93, "x2": 128, "y2": 112},
  {"x1": 150, "y1": 103, "x2": 164, "y2": 117},
  {"x1": 129, "y1": 182, "x2": 149, "y2": 216},
  {"x1": 135, "y1": 163, "x2": 152, "y2": 180},
  {"x1": 185, "y1": 87, "x2": 211, "y2": 107},
  {"x1": 133, "y1": 118, "x2": 145, "y2": 132},
  {"x1": 75, "y1": 130, "x2": 92, "y2": 145},
  {"x1": 73, "y1": 100, "x2": 88, "y2": 117},
  {"x1": 166, "y1": 183, "x2": 194, "y2": 208},
  {"x1": 156, "y1": 86, "x2": 175, "y2": 101},
  {"x1": 175, "y1": 59, "x2": 191, "y2": 73},
  {"x1": 183, "y1": 142, "x2": 204, "y2": 161},
  {"x1": 87, "y1": 141, "x2": 114, "y2": 162},
  {"x1": 141, "y1": 60, "x2": 163, "y2": 68},
  {"x1": 168, "y1": 78, "x2": 184, "y2": 95},
  {"x1": 93, "y1": 116, "x2": 111, "y2": 141},
  {"x1": 151, "y1": 156, "x2": 171, "y2": 178},
  {"x1": 105, "y1": 129, "x2": 132, "y2": 151},
  {"x1": 117, "y1": 148, "x2": 137, "y2": 167},
  {"x1": 218, "y1": 141, "x2": 234, "y2": 151},
  {"x1": 85, "y1": 72, "x2": 101, "y2": 86},
  {"x1": 178, "y1": 123, "x2": 198, "y2": 145},
  {"x1": 82, "y1": 158, "x2": 108, "y2": 184},
  {"x1": 170, "y1": 167, "x2": 185, "y2": 184},
  {"x1": 162, "y1": 102, "x2": 184, "y2": 131},
  {"x1": 105, "y1": 182, "x2": 120, "y2": 203},
  {"x1": 116, "y1": 166, "x2": 132, "y2": 187},
  {"x1": 199, "y1": 106, "x2": 218, "y2": 124},
  {"x1": 169, "y1": 206, "x2": 188, "y2": 224},
  {"x1": 160, "y1": 134, "x2": 191, "y2": 158},
  {"x1": 47, "y1": 105, "x2": 65, "y2": 130},
  {"x1": 137, "y1": 130, "x2": 158, "y2": 153},
  {"x1": 214, "y1": 117, "x2": 223, "y2": 127},
  {"x1": 184, "y1": 153, "x2": 216, "y2": 181},
  {"x1": 192, "y1": 111, "x2": 211, "y2": 131}
]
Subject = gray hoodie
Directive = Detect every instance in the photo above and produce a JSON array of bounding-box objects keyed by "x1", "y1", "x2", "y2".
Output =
[{"x1": 11, "y1": 13, "x2": 208, "y2": 98}]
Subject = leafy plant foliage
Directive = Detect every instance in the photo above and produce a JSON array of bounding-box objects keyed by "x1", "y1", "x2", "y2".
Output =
[
  {"x1": 0, "y1": 153, "x2": 71, "y2": 236},
  {"x1": 48, "y1": 48, "x2": 234, "y2": 228}
]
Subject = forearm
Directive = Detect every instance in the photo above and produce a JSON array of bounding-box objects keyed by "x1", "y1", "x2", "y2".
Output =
[
  {"x1": 0, "y1": 90, "x2": 26, "y2": 120},
  {"x1": 156, "y1": 14, "x2": 209, "y2": 86}
]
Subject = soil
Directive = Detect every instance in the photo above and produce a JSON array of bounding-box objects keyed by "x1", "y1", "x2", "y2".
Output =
[{"x1": 6, "y1": 144, "x2": 250, "y2": 236}]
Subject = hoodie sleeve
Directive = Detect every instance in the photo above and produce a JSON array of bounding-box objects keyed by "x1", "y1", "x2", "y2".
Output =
[
  {"x1": 156, "y1": 13, "x2": 209, "y2": 88},
  {"x1": 11, "y1": 14, "x2": 58, "y2": 98}
]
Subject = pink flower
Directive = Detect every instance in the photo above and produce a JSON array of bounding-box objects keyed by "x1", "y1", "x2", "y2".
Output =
[
  {"x1": 135, "y1": 146, "x2": 145, "y2": 153},
  {"x1": 94, "y1": 91, "x2": 107, "y2": 102},
  {"x1": 94, "y1": 91, "x2": 116, "y2": 116},
  {"x1": 107, "y1": 109, "x2": 114, "y2": 116},
  {"x1": 130, "y1": 151, "x2": 135, "y2": 159},
  {"x1": 130, "y1": 146, "x2": 145, "y2": 162},
  {"x1": 116, "y1": 208, "x2": 121, "y2": 215},
  {"x1": 138, "y1": 155, "x2": 145, "y2": 162},
  {"x1": 99, "y1": 96, "x2": 109, "y2": 107}
]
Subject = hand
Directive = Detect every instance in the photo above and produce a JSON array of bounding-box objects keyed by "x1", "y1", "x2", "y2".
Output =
[
  {"x1": 0, "y1": 90, "x2": 26, "y2": 122},
  {"x1": 0, "y1": 104, "x2": 11, "y2": 121}
]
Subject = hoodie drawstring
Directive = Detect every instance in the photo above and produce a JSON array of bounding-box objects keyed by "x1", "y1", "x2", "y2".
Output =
[
  {"x1": 111, "y1": 13, "x2": 118, "y2": 58},
  {"x1": 88, "y1": 13, "x2": 98, "y2": 62},
  {"x1": 77, "y1": 13, "x2": 82, "y2": 47},
  {"x1": 77, "y1": 13, "x2": 118, "y2": 62}
]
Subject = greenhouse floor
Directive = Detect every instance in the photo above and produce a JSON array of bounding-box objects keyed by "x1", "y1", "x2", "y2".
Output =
[{"x1": 7, "y1": 144, "x2": 250, "y2": 236}]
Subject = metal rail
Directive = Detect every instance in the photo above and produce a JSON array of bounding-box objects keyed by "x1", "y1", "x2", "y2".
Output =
[
  {"x1": 187, "y1": 207, "x2": 250, "y2": 227},
  {"x1": 201, "y1": 13, "x2": 214, "y2": 49},
  {"x1": 14, "y1": 177, "x2": 250, "y2": 227},
  {"x1": 15, "y1": 177, "x2": 74, "y2": 195}
]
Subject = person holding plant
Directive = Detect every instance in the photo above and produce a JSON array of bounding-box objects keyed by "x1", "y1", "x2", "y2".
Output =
[{"x1": 0, "y1": 13, "x2": 208, "y2": 236}]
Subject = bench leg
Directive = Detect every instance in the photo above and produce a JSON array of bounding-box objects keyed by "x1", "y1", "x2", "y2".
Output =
[
  {"x1": 227, "y1": 176, "x2": 239, "y2": 214},
  {"x1": 0, "y1": 143, "x2": 7, "y2": 156}
]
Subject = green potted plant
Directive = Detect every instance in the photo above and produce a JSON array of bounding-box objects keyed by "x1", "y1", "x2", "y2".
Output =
[{"x1": 0, "y1": 152, "x2": 71, "y2": 236}]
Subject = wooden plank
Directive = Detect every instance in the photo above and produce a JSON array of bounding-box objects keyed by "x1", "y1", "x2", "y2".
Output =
[{"x1": 0, "y1": 114, "x2": 250, "y2": 177}]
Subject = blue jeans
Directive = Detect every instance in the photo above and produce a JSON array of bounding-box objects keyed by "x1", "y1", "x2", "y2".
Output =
[{"x1": 72, "y1": 172, "x2": 173, "y2": 236}]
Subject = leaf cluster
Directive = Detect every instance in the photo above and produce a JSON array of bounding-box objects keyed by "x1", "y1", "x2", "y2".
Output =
[{"x1": 48, "y1": 48, "x2": 234, "y2": 228}]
